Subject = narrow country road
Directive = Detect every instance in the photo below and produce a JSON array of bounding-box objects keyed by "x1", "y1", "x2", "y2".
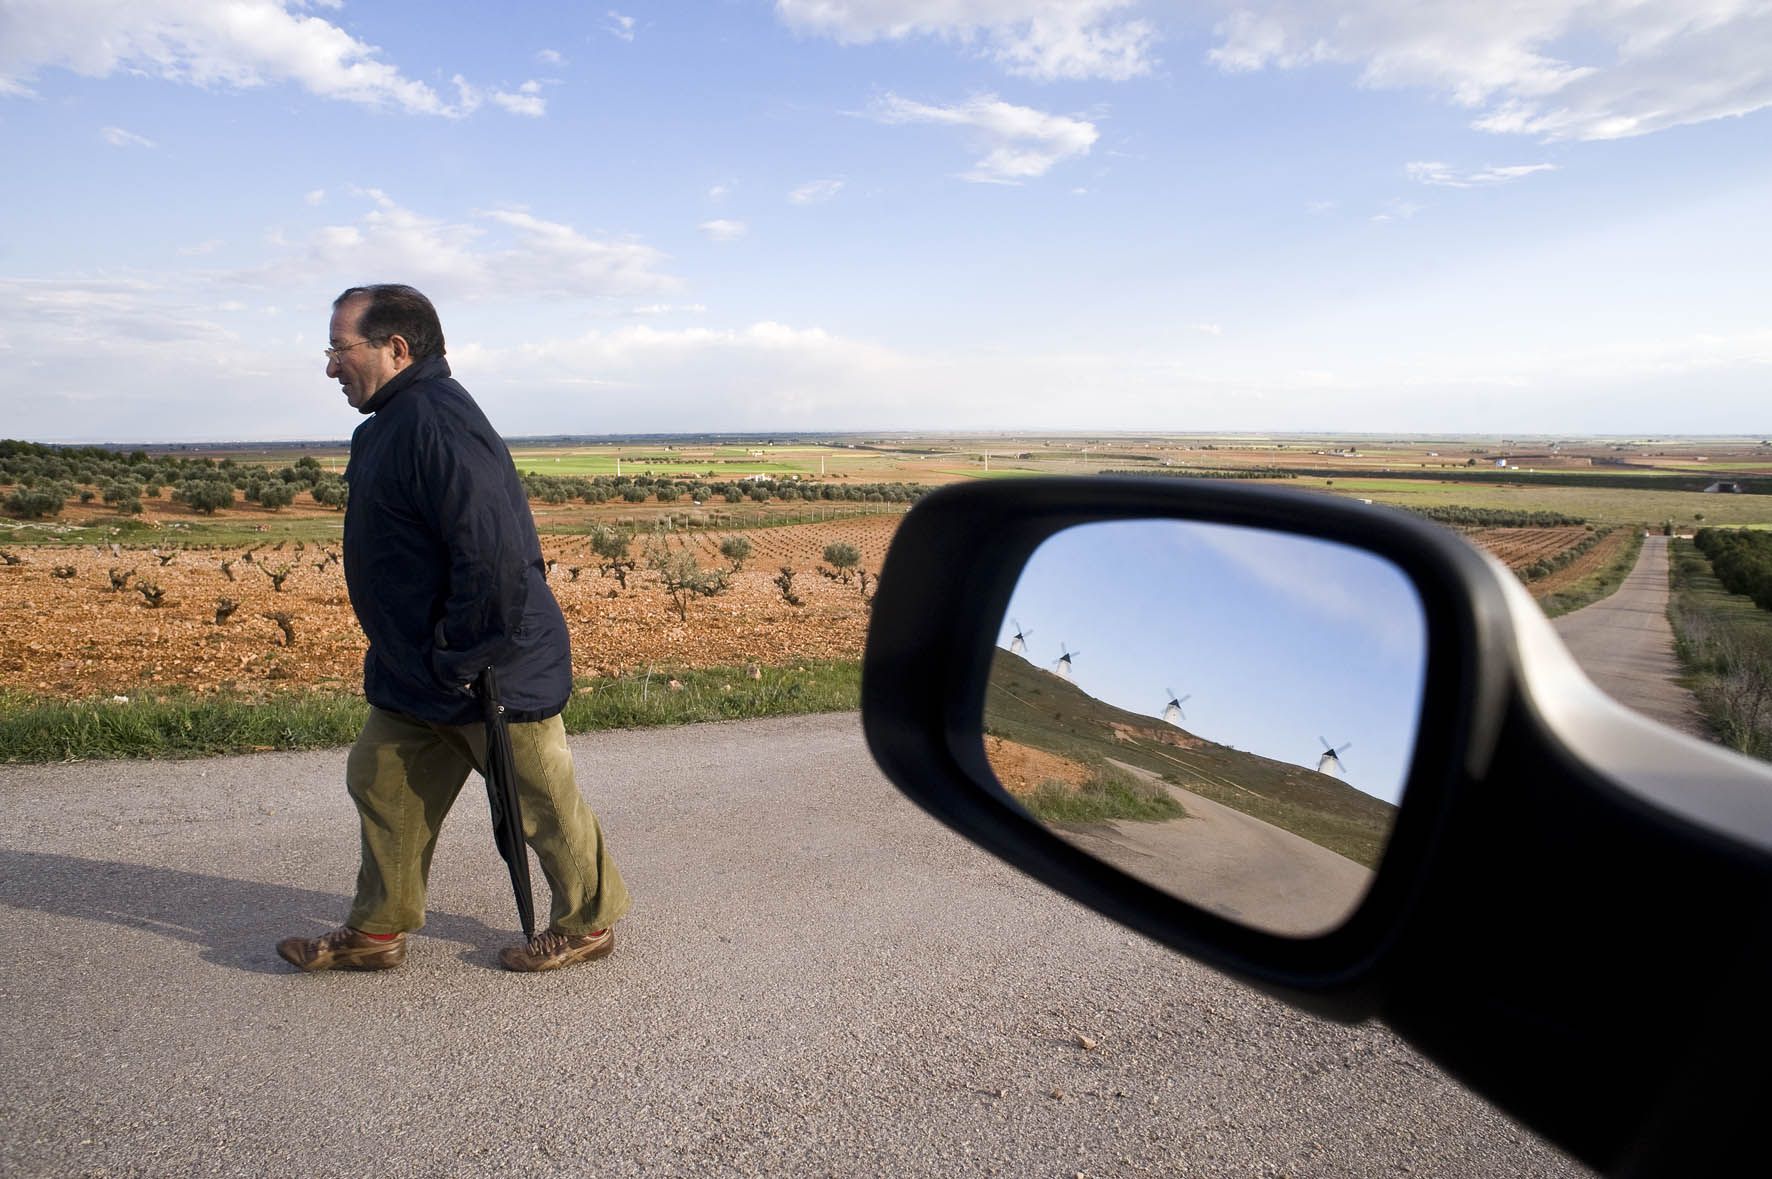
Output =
[
  {"x1": 0, "y1": 714, "x2": 1585, "y2": 1177},
  {"x1": 1550, "y1": 533, "x2": 1707, "y2": 738}
]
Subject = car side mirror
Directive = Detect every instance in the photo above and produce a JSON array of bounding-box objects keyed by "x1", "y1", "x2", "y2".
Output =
[
  {"x1": 861, "y1": 476, "x2": 1772, "y2": 1174},
  {"x1": 861, "y1": 475, "x2": 1510, "y2": 1020},
  {"x1": 982, "y1": 518, "x2": 1427, "y2": 938}
]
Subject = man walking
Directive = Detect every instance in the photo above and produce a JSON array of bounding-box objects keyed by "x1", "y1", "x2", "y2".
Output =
[{"x1": 277, "y1": 284, "x2": 629, "y2": 973}]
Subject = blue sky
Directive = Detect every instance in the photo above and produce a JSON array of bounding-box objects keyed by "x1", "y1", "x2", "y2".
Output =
[
  {"x1": 3, "y1": 1, "x2": 1768, "y2": 442},
  {"x1": 998, "y1": 519, "x2": 1427, "y2": 803}
]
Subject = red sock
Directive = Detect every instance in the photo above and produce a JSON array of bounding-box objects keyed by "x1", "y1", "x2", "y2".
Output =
[{"x1": 359, "y1": 930, "x2": 400, "y2": 941}]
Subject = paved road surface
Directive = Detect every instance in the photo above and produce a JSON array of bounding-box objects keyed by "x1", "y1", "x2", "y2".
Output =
[
  {"x1": 0, "y1": 715, "x2": 1584, "y2": 1177},
  {"x1": 1068, "y1": 759, "x2": 1372, "y2": 936},
  {"x1": 1551, "y1": 534, "x2": 1707, "y2": 738}
]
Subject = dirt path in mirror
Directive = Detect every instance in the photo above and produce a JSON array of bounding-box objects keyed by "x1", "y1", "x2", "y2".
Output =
[
  {"x1": 1550, "y1": 534, "x2": 1707, "y2": 739},
  {"x1": 1054, "y1": 759, "x2": 1374, "y2": 937}
]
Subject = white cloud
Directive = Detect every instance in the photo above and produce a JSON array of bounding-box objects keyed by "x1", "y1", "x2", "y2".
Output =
[
  {"x1": 178, "y1": 239, "x2": 224, "y2": 256},
  {"x1": 0, "y1": 1, "x2": 530, "y2": 117},
  {"x1": 789, "y1": 178, "x2": 845, "y2": 204},
  {"x1": 491, "y1": 80, "x2": 546, "y2": 117},
  {"x1": 1207, "y1": 1, "x2": 1772, "y2": 141},
  {"x1": 459, "y1": 320, "x2": 916, "y2": 429},
  {"x1": 1370, "y1": 198, "x2": 1422, "y2": 223},
  {"x1": 0, "y1": 276, "x2": 323, "y2": 442},
  {"x1": 238, "y1": 191, "x2": 677, "y2": 298},
  {"x1": 776, "y1": 0, "x2": 1155, "y2": 81},
  {"x1": 707, "y1": 183, "x2": 731, "y2": 202},
  {"x1": 4, "y1": 261, "x2": 1769, "y2": 439},
  {"x1": 625, "y1": 303, "x2": 709, "y2": 317},
  {"x1": 871, "y1": 93, "x2": 1098, "y2": 183},
  {"x1": 452, "y1": 74, "x2": 548, "y2": 118},
  {"x1": 0, "y1": 277, "x2": 225, "y2": 344},
  {"x1": 1405, "y1": 161, "x2": 1557, "y2": 188},
  {"x1": 699, "y1": 218, "x2": 748, "y2": 241},
  {"x1": 1184, "y1": 523, "x2": 1425, "y2": 662},
  {"x1": 536, "y1": 48, "x2": 565, "y2": 66},
  {"x1": 101, "y1": 125, "x2": 155, "y2": 148},
  {"x1": 1191, "y1": 322, "x2": 1223, "y2": 336},
  {"x1": 606, "y1": 11, "x2": 636, "y2": 41},
  {"x1": 304, "y1": 188, "x2": 326, "y2": 206}
]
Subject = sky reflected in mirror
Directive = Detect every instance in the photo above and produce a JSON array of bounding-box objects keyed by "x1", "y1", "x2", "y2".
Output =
[
  {"x1": 985, "y1": 519, "x2": 1429, "y2": 934},
  {"x1": 999, "y1": 519, "x2": 1428, "y2": 805}
]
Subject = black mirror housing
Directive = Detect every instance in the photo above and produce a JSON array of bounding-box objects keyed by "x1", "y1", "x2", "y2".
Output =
[
  {"x1": 862, "y1": 476, "x2": 1513, "y2": 1017},
  {"x1": 861, "y1": 476, "x2": 1772, "y2": 1175}
]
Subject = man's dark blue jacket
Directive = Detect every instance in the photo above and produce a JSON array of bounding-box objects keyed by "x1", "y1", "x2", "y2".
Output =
[{"x1": 343, "y1": 355, "x2": 571, "y2": 725}]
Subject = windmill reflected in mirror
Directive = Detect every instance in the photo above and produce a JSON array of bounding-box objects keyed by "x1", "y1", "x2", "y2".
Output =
[{"x1": 982, "y1": 519, "x2": 1429, "y2": 938}]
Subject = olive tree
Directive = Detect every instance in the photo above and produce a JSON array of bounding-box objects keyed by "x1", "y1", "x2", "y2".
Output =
[
  {"x1": 822, "y1": 541, "x2": 861, "y2": 583},
  {"x1": 590, "y1": 524, "x2": 638, "y2": 588},
  {"x1": 647, "y1": 542, "x2": 729, "y2": 621},
  {"x1": 719, "y1": 535, "x2": 753, "y2": 571}
]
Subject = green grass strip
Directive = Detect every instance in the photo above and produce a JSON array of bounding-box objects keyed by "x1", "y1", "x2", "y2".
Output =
[
  {"x1": 1020, "y1": 763, "x2": 1186, "y2": 825},
  {"x1": 1667, "y1": 540, "x2": 1772, "y2": 760},
  {"x1": 0, "y1": 688, "x2": 365, "y2": 763},
  {"x1": 0, "y1": 660, "x2": 860, "y2": 763},
  {"x1": 559, "y1": 660, "x2": 858, "y2": 731},
  {"x1": 1536, "y1": 527, "x2": 1646, "y2": 618}
]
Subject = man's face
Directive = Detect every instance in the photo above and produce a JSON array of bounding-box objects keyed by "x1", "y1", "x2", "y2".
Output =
[{"x1": 327, "y1": 297, "x2": 406, "y2": 409}]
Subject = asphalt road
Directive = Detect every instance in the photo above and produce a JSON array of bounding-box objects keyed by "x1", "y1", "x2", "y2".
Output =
[
  {"x1": 1550, "y1": 533, "x2": 1707, "y2": 738},
  {"x1": 0, "y1": 714, "x2": 1585, "y2": 1177}
]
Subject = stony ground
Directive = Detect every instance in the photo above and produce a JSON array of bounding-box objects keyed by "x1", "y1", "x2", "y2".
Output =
[
  {"x1": 0, "y1": 515, "x2": 901, "y2": 697},
  {"x1": 0, "y1": 508, "x2": 1603, "y2": 700}
]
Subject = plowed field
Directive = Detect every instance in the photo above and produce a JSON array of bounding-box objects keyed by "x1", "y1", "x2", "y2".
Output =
[
  {"x1": 1466, "y1": 527, "x2": 1592, "y2": 569},
  {"x1": 0, "y1": 516, "x2": 902, "y2": 699},
  {"x1": 0, "y1": 509, "x2": 1636, "y2": 702},
  {"x1": 1466, "y1": 526, "x2": 1633, "y2": 595}
]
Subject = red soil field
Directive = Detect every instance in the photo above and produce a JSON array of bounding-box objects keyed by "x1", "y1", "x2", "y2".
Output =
[
  {"x1": 0, "y1": 515, "x2": 900, "y2": 699},
  {"x1": 0, "y1": 503, "x2": 1626, "y2": 702}
]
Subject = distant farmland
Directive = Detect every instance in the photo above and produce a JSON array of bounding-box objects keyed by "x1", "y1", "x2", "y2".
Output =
[{"x1": 4, "y1": 433, "x2": 1769, "y2": 711}]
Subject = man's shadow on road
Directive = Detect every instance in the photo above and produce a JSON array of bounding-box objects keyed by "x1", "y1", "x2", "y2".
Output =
[{"x1": 0, "y1": 850, "x2": 509, "y2": 975}]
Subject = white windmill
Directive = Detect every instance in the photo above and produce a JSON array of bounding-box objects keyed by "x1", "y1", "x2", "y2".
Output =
[
  {"x1": 1053, "y1": 644, "x2": 1078, "y2": 680},
  {"x1": 1316, "y1": 737, "x2": 1353, "y2": 776},
  {"x1": 1008, "y1": 618, "x2": 1033, "y2": 656},
  {"x1": 1162, "y1": 689, "x2": 1191, "y2": 726}
]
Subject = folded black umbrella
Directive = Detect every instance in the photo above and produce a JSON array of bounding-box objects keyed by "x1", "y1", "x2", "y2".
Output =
[{"x1": 474, "y1": 666, "x2": 536, "y2": 939}]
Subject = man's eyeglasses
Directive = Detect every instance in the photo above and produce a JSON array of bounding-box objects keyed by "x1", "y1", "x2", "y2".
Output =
[{"x1": 323, "y1": 339, "x2": 378, "y2": 361}]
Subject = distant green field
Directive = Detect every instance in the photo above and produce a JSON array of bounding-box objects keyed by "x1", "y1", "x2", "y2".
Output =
[
  {"x1": 1303, "y1": 478, "x2": 1772, "y2": 528},
  {"x1": 0, "y1": 514, "x2": 345, "y2": 548},
  {"x1": 510, "y1": 453, "x2": 821, "y2": 477},
  {"x1": 1655, "y1": 461, "x2": 1772, "y2": 472},
  {"x1": 935, "y1": 467, "x2": 1043, "y2": 480},
  {"x1": 1305, "y1": 477, "x2": 1474, "y2": 497},
  {"x1": 507, "y1": 447, "x2": 919, "y2": 479}
]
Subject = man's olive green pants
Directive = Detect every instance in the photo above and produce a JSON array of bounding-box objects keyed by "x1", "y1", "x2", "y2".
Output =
[{"x1": 345, "y1": 706, "x2": 630, "y2": 936}]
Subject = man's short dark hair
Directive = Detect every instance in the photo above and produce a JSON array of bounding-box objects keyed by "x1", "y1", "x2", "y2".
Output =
[{"x1": 334, "y1": 284, "x2": 446, "y2": 362}]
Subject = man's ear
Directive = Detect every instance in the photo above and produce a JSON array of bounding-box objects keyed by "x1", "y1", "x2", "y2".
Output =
[{"x1": 386, "y1": 333, "x2": 413, "y2": 364}]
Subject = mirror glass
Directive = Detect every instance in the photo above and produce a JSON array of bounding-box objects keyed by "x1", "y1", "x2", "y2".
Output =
[{"x1": 983, "y1": 519, "x2": 1428, "y2": 938}]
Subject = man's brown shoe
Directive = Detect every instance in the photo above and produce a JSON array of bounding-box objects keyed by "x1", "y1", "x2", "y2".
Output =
[
  {"x1": 276, "y1": 926, "x2": 407, "y2": 972},
  {"x1": 499, "y1": 927, "x2": 614, "y2": 972}
]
